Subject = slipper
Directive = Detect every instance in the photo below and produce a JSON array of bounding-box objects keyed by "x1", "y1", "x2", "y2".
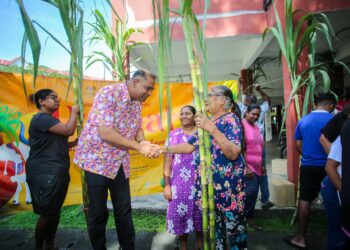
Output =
[{"x1": 283, "y1": 236, "x2": 307, "y2": 249}]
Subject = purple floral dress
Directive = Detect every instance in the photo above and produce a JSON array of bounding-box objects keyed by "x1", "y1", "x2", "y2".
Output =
[{"x1": 166, "y1": 128, "x2": 202, "y2": 235}]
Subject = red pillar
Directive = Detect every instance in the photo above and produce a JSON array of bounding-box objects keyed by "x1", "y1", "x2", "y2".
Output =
[
  {"x1": 274, "y1": 0, "x2": 303, "y2": 187},
  {"x1": 240, "y1": 69, "x2": 253, "y2": 94}
]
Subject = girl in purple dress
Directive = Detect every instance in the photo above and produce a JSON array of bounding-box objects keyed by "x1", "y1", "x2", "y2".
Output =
[{"x1": 163, "y1": 105, "x2": 203, "y2": 250}]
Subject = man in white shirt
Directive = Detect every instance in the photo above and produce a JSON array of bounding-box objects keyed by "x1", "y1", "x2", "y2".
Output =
[{"x1": 321, "y1": 136, "x2": 348, "y2": 249}]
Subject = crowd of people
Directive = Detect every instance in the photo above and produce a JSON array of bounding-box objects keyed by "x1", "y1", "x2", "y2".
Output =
[
  {"x1": 24, "y1": 69, "x2": 350, "y2": 250},
  {"x1": 284, "y1": 93, "x2": 350, "y2": 250}
]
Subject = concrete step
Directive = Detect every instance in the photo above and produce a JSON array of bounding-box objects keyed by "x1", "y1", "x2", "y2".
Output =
[{"x1": 268, "y1": 176, "x2": 295, "y2": 207}]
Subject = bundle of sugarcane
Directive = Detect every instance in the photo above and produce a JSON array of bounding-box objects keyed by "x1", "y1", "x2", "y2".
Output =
[{"x1": 180, "y1": 1, "x2": 215, "y2": 249}]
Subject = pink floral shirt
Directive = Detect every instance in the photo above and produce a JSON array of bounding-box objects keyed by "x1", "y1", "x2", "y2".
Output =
[{"x1": 74, "y1": 83, "x2": 142, "y2": 179}]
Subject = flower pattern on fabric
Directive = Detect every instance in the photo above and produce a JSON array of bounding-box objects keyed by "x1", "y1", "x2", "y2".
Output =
[
  {"x1": 165, "y1": 128, "x2": 202, "y2": 235},
  {"x1": 74, "y1": 83, "x2": 142, "y2": 179},
  {"x1": 177, "y1": 203, "x2": 188, "y2": 217},
  {"x1": 185, "y1": 219, "x2": 194, "y2": 233},
  {"x1": 180, "y1": 167, "x2": 191, "y2": 182},
  {"x1": 188, "y1": 112, "x2": 247, "y2": 249},
  {"x1": 167, "y1": 220, "x2": 175, "y2": 234},
  {"x1": 171, "y1": 185, "x2": 178, "y2": 200}
]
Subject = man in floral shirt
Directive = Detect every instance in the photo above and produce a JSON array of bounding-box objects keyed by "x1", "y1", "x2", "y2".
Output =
[{"x1": 74, "y1": 69, "x2": 160, "y2": 250}]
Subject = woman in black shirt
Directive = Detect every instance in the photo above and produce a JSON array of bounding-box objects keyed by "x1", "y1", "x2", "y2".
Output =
[{"x1": 26, "y1": 89, "x2": 79, "y2": 250}]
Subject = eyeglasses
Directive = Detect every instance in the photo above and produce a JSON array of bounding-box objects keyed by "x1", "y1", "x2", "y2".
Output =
[
  {"x1": 208, "y1": 93, "x2": 225, "y2": 97},
  {"x1": 47, "y1": 94, "x2": 60, "y2": 101}
]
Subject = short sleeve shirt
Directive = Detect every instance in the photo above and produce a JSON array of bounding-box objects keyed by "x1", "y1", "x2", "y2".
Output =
[
  {"x1": 26, "y1": 112, "x2": 69, "y2": 177},
  {"x1": 242, "y1": 119, "x2": 264, "y2": 176},
  {"x1": 295, "y1": 110, "x2": 333, "y2": 167},
  {"x1": 74, "y1": 83, "x2": 142, "y2": 179},
  {"x1": 328, "y1": 136, "x2": 342, "y2": 176}
]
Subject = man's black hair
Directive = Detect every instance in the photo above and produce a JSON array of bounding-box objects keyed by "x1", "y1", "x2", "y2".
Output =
[
  {"x1": 131, "y1": 69, "x2": 156, "y2": 81},
  {"x1": 315, "y1": 92, "x2": 337, "y2": 106}
]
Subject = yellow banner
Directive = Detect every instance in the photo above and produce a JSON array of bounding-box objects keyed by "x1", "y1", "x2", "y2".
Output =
[{"x1": 0, "y1": 72, "x2": 237, "y2": 213}]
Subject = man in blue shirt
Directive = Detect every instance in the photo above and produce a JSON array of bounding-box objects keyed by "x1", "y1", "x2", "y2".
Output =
[{"x1": 285, "y1": 92, "x2": 336, "y2": 249}]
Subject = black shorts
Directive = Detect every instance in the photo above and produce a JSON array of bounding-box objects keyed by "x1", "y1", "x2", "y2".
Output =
[
  {"x1": 299, "y1": 166, "x2": 326, "y2": 202},
  {"x1": 27, "y1": 174, "x2": 70, "y2": 216}
]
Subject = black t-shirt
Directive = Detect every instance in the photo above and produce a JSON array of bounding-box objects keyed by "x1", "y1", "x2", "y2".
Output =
[
  {"x1": 321, "y1": 112, "x2": 347, "y2": 142},
  {"x1": 341, "y1": 119, "x2": 350, "y2": 232},
  {"x1": 26, "y1": 112, "x2": 70, "y2": 177}
]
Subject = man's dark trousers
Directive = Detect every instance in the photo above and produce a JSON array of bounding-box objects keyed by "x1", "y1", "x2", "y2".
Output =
[{"x1": 85, "y1": 167, "x2": 135, "y2": 250}]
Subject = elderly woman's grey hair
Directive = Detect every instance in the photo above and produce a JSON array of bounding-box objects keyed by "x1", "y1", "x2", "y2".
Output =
[{"x1": 211, "y1": 85, "x2": 234, "y2": 111}]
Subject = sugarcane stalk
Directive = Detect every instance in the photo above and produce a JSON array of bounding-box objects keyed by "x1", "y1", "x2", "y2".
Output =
[
  {"x1": 71, "y1": 59, "x2": 88, "y2": 215},
  {"x1": 181, "y1": 7, "x2": 214, "y2": 249},
  {"x1": 195, "y1": 63, "x2": 215, "y2": 249}
]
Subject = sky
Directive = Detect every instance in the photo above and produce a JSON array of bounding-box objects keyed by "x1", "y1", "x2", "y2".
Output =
[{"x1": 0, "y1": 0, "x2": 113, "y2": 79}]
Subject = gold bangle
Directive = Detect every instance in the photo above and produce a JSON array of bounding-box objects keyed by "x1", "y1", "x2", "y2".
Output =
[{"x1": 166, "y1": 146, "x2": 171, "y2": 154}]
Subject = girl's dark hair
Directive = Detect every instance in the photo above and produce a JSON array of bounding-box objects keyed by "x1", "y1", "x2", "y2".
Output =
[
  {"x1": 181, "y1": 105, "x2": 196, "y2": 115},
  {"x1": 246, "y1": 103, "x2": 261, "y2": 113},
  {"x1": 33, "y1": 89, "x2": 54, "y2": 109}
]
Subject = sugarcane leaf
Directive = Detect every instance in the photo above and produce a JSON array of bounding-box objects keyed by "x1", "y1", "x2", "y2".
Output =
[
  {"x1": 20, "y1": 33, "x2": 28, "y2": 103},
  {"x1": 32, "y1": 20, "x2": 71, "y2": 54},
  {"x1": 293, "y1": 13, "x2": 312, "y2": 45},
  {"x1": 56, "y1": 0, "x2": 74, "y2": 49},
  {"x1": 16, "y1": 0, "x2": 41, "y2": 90},
  {"x1": 317, "y1": 13, "x2": 336, "y2": 38},
  {"x1": 42, "y1": 0, "x2": 58, "y2": 7},
  {"x1": 316, "y1": 69, "x2": 331, "y2": 93},
  {"x1": 66, "y1": 58, "x2": 73, "y2": 100},
  {"x1": 105, "y1": 0, "x2": 122, "y2": 21},
  {"x1": 316, "y1": 23, "x2": 334, "y2": 52}
]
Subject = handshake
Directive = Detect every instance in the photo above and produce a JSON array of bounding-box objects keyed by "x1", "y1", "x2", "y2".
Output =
[{"x1": 138, "y1": 141, "x2": 168, "y2": 158}]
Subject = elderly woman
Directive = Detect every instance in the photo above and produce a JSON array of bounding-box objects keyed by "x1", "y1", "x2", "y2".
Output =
[
  {"x1": 162, "y1": 85, "x2": 246, "y2": 249},
  {"x1": 163, "y1": 105, "x2": 202, "y2": 250}
]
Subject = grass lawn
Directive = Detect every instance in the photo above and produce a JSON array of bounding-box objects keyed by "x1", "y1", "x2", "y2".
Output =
[
  {"x1": 0, "y1": 205, "x2": 326, "y2": 233},
  {"x1": 0, "y1": 205, "x2": 166, "y2": 232}
]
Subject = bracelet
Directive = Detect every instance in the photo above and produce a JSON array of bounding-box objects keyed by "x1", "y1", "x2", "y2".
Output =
[{"x1": 166, "y1": 146, "x2": 171, "y2": 154}]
